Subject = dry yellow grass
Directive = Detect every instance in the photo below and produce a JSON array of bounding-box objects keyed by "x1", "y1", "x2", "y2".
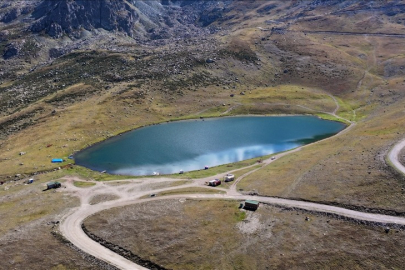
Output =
[
  {"x1": 0, "y1": 176, "x2": 79, "y2": 237},
  {"x1": 1, "y1": 3, "x2": 405, "y2": 270},
  {"x1": 0, "y1": 79, "x2": 337, "y2": 179},
  {"x1": 238, "y1": 99, "x2": 405, "y2": 211},
  {"x1": 85, "y1": 199, "x2": 405, "y2": 269}
]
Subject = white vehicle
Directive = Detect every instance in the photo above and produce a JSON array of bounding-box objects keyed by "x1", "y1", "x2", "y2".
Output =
[{"x1": 224, "y1": 174, "x2": 234, "y2": 182}]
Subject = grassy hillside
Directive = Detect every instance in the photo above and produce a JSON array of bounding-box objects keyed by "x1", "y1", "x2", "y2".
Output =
[{"x1": 1, "y1": 0, "x2": 405, "y2": 268}]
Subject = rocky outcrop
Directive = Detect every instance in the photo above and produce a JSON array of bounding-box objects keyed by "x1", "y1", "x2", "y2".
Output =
[
  {"x1": 198, "y1": 7, "x2": 224, "y2": 27},
  {"x1": 0, "y1": 2, "x2": 36, "y2": 23},
  {"x1": 29, "y1": 0, "x2": 233, "y2": 39},
  {"x1": 3, "y1": 40, "x2": 25, "y2": 59},
  {"x1": 31, "y1": 0, "x2": 140, "y2": 38},
  {"x1": 49, "y1": 47, "x2": 68, "y2": 59},
  {"x1": 0, "y1": 30, "x2": 9, "y2": 41},
  {"x1": 1, "y1": 8, "x2": 19, "y2": 23}
]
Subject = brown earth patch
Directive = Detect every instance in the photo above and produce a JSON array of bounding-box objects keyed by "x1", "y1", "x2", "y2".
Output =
[{"x1": 84, "y1": 199, "x2": 405, "y2": 270}]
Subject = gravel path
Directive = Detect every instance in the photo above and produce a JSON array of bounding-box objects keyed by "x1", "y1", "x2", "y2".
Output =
[
  {"x1": 60, "y1": 134, "x2": 405, "y2": 270},
  {"x1": 61, "y1": 192, "x2": 405, "y2": 270},
  {"x1": 58, "y1": 102, "x2": 405, "y2": 270},
  {"x1": 388, "y1": 138, "x2": 405, "y2": 176}
]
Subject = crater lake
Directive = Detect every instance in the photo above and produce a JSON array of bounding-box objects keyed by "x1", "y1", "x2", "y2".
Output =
[{"x1": 74, "y1": 116, "x2": 346, "y2": 176}]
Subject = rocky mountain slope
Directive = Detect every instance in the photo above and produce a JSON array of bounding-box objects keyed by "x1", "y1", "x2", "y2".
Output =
[
  {"x1": 3, "y1": 0, "x2": 230, "y2": 39},
  {"x1": 1, "y1": 1, "x2": 405, "y2": 269},
  {"x1": 0, "y1": 0, "x2": 405, "y2": 196}
]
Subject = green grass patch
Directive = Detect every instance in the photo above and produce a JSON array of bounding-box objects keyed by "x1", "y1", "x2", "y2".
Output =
[
  {"x1": 170, "y1": 158, "x2": 264, "y2": 179},
  {"x1": 233, "y1": 165, "x2": 262, "y2": 179},
  {"x1": 73, "y1": 181, "x2": 96, "y2": 188},
  {"x1": 220, "y1": 165, "x2": 263, "y2": 189},
  {"x1": 196, "y1": 106, "x2": 229, "y2": 117},
  {"x1": 169, "y1": 180, "x2": 190, "y2": 187},
  {"x1": 315, "y1": 113, "x2": 349, "y2": 123},
  {"x1": 234, "y1": 210, "x2": 246, "y2": 222},
  {"x1": 334, "y1": 97, "x2": 362, "y2": 122},
  {"x1": 58, "y1": 165, "x2": 136, "y2": 181}
]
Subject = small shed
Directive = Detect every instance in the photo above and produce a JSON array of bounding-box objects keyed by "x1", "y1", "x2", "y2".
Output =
[
  {"x1": 47, "y1": 182, "x2": 61, "y2": 189},
  {"x1": 244, "y1": 200, "x2": 259, "y2": 211},
  {"x1": 51, "y1": 158, "x2": 64, "y2": 163}
]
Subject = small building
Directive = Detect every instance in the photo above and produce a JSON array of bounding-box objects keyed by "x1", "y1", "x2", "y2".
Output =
[
  {"x1": 46, "y1": 182, "x2": 61, "y2": 189},
  {"x1": 208, "y1": 179, "x2": 221, "y2": 187},
  {"x1": 27, "y1": 178, "x2": 34, "y2": 184},
  {"x1": 51, "y1": 158, "x2": 64, "y2": 163},
  {"x1": 224, "y1": 174, "x2": 234, "y2": 182},
  {"x1": 244, "y1": 200, "x2": 259, "y2": 211}
]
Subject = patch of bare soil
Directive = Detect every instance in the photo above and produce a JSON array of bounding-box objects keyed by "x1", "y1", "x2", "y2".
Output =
[
  {"x1": 89, "y1": 194, "x2": 120, "y2": 205},
  {"x1": 0, "y1": 214, "x2": 114, "y2": 270},
  {"x1": 84, "y1": 199, "x2": 405, "y2": 270},
  {"x1": 236, "y1": 211, "x2": 266, "y2": 235}
]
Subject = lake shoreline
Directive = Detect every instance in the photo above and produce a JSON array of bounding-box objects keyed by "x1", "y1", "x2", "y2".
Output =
[{"x1": 75, "y1": 115, "x2": 346, "y2": 176}]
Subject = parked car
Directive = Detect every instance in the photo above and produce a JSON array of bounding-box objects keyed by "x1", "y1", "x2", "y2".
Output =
[
  {"x1": 224, "y1": 174, "x2": 234, "y2": 182},
  {"x1": 208, "y1": 179, "x2": 221, "y2": 186}
]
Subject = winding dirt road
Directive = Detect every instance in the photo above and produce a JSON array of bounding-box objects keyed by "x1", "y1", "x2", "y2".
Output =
[
  {"x1": 59, "y1": 135, "x2": 405, "y2": 270},
  {"x1": 388, "y1": 138, "x2": 405, "y2": 176},
  {"x1": 58, "y1": 99, "x2": 405, "y2": 269},
  {"x1": 61, "y1": 188, "x2": 405, "y2": 270}
]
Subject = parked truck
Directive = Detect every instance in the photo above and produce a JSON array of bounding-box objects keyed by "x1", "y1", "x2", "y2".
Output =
[
  {"x1": 244, "y1": 200, "x2": 259, "y2": 211},
  {"x1": 46, "y1": 181, "x2": 61, "y2": 190}
]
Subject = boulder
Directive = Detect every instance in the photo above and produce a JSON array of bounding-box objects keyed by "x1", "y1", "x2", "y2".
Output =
[
  {"x1": 49, "y1": 48, "x2": 67, "y2": 58},
  {"x1": 1, "y1": 8, "x2": 19, "y2": 23},
  {"x1": 0, "y1": 30, "x2": 9, "y2": 41},
  {"x1": 48, "y1": 23, "x2": 63, "y2": 38},
  {"x1": 3, "y1": 40, "x2": 25, "y2": 60}
]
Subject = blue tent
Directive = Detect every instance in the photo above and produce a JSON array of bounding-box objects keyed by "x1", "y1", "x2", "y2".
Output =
[{"x1": 51, "y1": 158, "x2": 64, "y2": 163}]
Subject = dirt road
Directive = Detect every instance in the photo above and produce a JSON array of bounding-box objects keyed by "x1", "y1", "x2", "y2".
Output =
[
  {"x1": 61, "y1": 192, "x2": 405, "y2": 270},
  {"x1": 58, "y1": 110, "x2": 405, "y2": 269},
  {"x1": 60, "y1": 147, "x2": 405, "y2": 270},
  {"x1": 388, "y1": 138, "x2": 405, "y2": 176}
]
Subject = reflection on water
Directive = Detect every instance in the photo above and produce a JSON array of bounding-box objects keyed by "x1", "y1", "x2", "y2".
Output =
[
  {"x1": 114, "y1": 143, "x2": 299, "y2": 175},
  {"x1": 291, "y1": 132, "x2": 337, "y2": 145},
  {"x1": 75, "y1": 116, "x2": 346, "y2": 176}
]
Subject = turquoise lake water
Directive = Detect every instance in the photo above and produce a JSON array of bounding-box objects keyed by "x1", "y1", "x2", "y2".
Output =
[{"x1": 74, "y1": 116, "x2": 346, "y2": 176}]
